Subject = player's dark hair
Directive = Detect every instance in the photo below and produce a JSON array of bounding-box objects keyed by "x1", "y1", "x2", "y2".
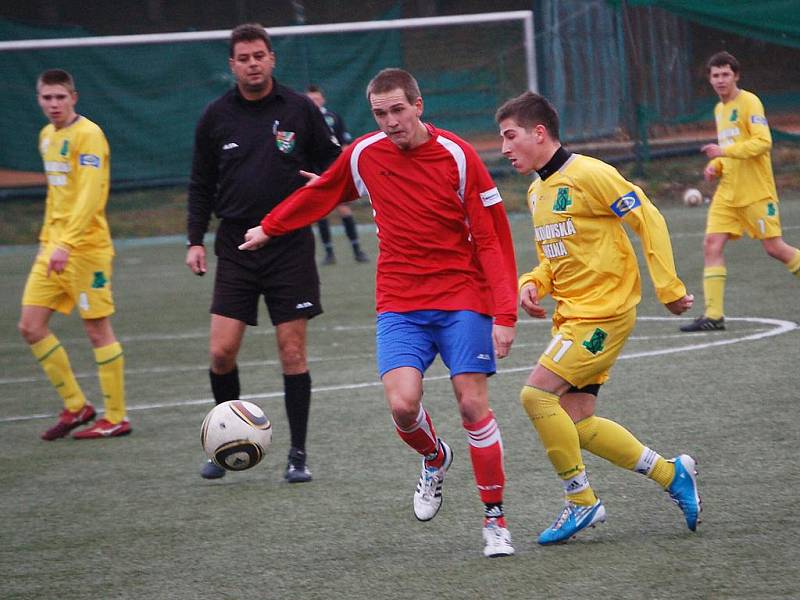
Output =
[
  {"x1": 37, "y1": 69, "x2": 75, "y2": 93},
  {"x1": 707, "y1": 51, "x2": 739, "y2": 74},
  {"x1": 366, "y1": 68, "x2": 421, "y2": 105},
  {"x1": 495, "y1": 91, "x2": 560, "y2": 141},
  {"x1": 230, "y1": 23, "x2": 272, "y2": 56},
  {"x1": 306, "y1": 84, "x2": 322, "y2": 94}
]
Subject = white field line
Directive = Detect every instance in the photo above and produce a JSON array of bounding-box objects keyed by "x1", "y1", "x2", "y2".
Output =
[{"x1": 0, "y1": 316, "x2": 795, "y2": 424}]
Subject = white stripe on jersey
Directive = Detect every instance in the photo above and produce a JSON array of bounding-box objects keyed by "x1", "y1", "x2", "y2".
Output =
[
  {"x1": 434, "y1": 135, "x2": 466, "y2": 202},
  {"x1": 350, "y1": 131, "x2": 387, "y2": 198}
]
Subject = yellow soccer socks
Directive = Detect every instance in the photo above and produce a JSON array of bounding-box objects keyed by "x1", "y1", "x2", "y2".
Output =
[
  {"x1": 31, "y1": 334, "x2": 86, "y2": 412},
  {"x1": 703, "y1": 266, "x2": 727, "y2": 319},
  {"x1": 576, "y1": 415, "x2": 675, "y2": 488},
  {"x1": 94, "y1": 342, "x2": 126, "y2": 424},
  {"x1": 520, "y1": 385, "x2": 597, "y2": 505},
  {"x1": 787, "y1": 248, "x2": 800, "y2": 278}
]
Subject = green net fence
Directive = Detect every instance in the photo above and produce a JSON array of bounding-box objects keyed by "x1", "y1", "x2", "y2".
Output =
[
  {"x1": 0, "y1": 13, "x2": 529, "y2": 187},
  {"x1": 2, "y1": 1, "x2": 799, "y2": 191}
]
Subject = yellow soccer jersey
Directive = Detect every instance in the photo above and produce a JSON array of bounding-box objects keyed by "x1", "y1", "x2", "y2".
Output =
[
  {"x1": 708, "y1": 89, "x2": 777, "y2": 207},
  {"x1": 38, "y1": 116, "x2": 112, "y2": 254},
  {"x1": 519, "y1": 154, "x2": 686, "y2": 320}
]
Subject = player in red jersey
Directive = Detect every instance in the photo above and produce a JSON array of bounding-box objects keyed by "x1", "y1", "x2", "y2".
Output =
[{"x1": 241, "y1": 68, "x2": 518, "y2": 558}]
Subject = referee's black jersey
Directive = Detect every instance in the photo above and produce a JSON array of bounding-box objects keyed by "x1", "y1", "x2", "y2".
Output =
[{"x1": 187, "y1": 79, "x2": 341, "y2": 246}]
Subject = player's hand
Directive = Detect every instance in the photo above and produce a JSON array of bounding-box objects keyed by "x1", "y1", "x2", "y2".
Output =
[
  {"x1": 492, "y1": 324, "x2": 515, "y2": 359},
  {"x1": 703, "y1": 164, "x2": 719, "y2": 182},
  {"x1": 665, "y1": 294, "x2": 694, "y2": 315},
  {"x1": 701, "y1": 143, "x2": 723, "y2": 159},
  {"x1": 185, "y1": 245, "x2": 207, "y2": 276},
  {"x1": 520, "y1": 283, "x2": 546, "y2": 319},
  {"x1": 239, "y1": 226, "x2": 270, "y2": 251},
  {"x1": 299, "y1": 170, "x2": 320, "y2": 186},
  {"x1": 46, "y1": 246, "x2": 70, "y2": 276}
]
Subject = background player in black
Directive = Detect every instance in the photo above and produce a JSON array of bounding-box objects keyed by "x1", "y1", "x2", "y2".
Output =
[
  {"x1": 305, "y1": 84, "x2": 369, "y2": 265},
  {"x1": 185, "y1": 24, "x2": 340, "y2": 481}
]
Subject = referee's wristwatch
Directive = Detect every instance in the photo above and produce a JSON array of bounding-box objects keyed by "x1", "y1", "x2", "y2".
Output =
[{"x1": 186, "y1": 240, "x2": 204, "y2": 248}]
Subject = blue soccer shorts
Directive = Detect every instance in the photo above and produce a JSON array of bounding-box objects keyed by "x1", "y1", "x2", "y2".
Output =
[{"x1": 376, "y1": 310, "x2": 496, "y2": 378}]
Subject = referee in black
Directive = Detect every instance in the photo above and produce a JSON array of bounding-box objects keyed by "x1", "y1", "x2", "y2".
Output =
[{"x1": 186, "y1": 23, "x2": 340, "y2": 482}]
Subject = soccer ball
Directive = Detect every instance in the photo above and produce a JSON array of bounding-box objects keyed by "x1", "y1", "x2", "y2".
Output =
[
  {"x1": 201, "y1": 400, "x2": 272, "y2": 471},
  {"x1": 682, "y1": 188, "x2": 703, "y2": 207}
]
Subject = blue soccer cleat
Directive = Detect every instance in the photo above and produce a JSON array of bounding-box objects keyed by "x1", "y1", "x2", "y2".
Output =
[
  {"x1": 667, "y1": 454, "x2": 701, "y2": 531},
  {"x1": 201, "y1": 459, "x2": 226, "y2": 480},
  {"x1": 537, "y1": 499, "x2": 606, "y2": 545}
]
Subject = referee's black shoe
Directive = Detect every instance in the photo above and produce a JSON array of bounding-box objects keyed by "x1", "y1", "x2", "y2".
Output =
[
  {"x1": 285, "y1": 447, "x2": 312, "y2": 483},
  {"x1": 680, "y1": 316, "x2": 725, "y2": 332}
]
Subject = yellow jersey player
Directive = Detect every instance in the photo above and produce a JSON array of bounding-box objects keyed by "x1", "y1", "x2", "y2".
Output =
[
  {"x1": 681, "y1": 51, "x2": 800, "y2": 332},
  {"x1": 496, "y1": 91, "x2": 700, "y2": 544},
  {"x1": 18, "y1": 69, "x2": 130, "y2": 440}
]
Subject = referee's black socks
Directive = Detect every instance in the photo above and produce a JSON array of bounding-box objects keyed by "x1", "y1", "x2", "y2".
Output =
[
  {"x1": 210, "y1": 366, "x2": 240, "y2": 405},
  {"x1": 284, "y1": 371, "x2": 312, "y2": 451}
]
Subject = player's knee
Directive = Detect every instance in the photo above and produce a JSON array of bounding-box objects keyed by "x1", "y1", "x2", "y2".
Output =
[
  {"x1": 18, "y1": 319, "x2": 45, "y2": 344},
  {"x1": 390, "y1": 403, "x2": 420, "y2": 429},
  {"x1": 762, "y1": 238, "x2": 787, "y2": 261},
  {"x1": 703, "y1": 236, "x2": 724, "y2": 260},
  {"x1": 520, "y1": 385, "x2": 559, "y2": 421},
  {"x1": 455, "y1": 393, "x2": 489, "y2": 424},
  {"x1": 278, "y1": 346, "x2": 307, "y2": 373},
  {"x1": 209, "y1": 344, "x2": 237, "y2": 372},
  {"x1": 386, "y1": 391, "x2": 421, "y2": 426}
]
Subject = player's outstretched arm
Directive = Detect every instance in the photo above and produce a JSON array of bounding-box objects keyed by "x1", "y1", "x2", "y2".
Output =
[{"x1": 239, "y1": 226, "x2": 270, "y2": 251}]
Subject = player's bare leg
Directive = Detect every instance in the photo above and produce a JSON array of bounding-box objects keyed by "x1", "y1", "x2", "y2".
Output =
[{"x1": 384, "y1": 368, "x2": 452, "y2": 521}]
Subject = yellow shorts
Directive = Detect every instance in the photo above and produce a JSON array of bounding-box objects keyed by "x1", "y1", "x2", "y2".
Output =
[
  {"x1": 538, "y1": 308, "x2": 637, "y2": 389},
  {"x1": 21, "y1": 249, "x2": 116, "y2": 319},
  {"x1": 706, "y1": 198, "x2": 783, "y2": 240}
]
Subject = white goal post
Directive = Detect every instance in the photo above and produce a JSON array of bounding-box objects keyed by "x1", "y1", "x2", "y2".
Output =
[{"x1": 0, "y1": 11, "x2": 537, "y2": 92}]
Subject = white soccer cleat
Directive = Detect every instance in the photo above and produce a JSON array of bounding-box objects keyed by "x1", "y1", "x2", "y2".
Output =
[
  {"x1": 413, "y1": 439, "x2": 453, "y2": 521},
  {"x1": 482, "y1": 518, "x2": 515, "y2": 558}
]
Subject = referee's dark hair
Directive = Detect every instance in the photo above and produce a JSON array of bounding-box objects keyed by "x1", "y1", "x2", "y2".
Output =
[{"x1": 230, "y1": 23, "x2": 272, "y2": 56}]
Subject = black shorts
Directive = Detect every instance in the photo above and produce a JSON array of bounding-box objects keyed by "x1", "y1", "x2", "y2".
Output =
[{"x1": 210, "y1": 220, "x2": 323, "y2": 326}]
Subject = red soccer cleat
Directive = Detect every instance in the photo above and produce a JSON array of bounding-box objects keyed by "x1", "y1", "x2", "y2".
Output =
[
  {"x1": 41, "y1": 403, "x2": 96, "y2": 441},
  {"x1": 72, "y1": 418, "x2": 132, "y2": 439}
]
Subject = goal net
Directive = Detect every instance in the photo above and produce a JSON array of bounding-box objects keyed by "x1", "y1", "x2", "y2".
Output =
[{"x1": 0, "y1": 11, "x2": 535, "y2": 187}]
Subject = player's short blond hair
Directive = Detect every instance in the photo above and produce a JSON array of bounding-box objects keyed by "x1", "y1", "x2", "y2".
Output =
[
  {"x1": 366, "y1": 68, "x2": 421, "y2": 105},
  {"x1": 37, "y1": 69, "x2": 76, "y2": 93}
]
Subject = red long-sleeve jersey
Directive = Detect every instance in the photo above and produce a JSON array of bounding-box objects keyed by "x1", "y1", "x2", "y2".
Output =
[{"x1": 262, "y1": 124, "x2": 518, "y2": 326}]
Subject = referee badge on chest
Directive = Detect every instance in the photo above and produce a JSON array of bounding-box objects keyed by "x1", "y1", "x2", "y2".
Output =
[{"x1": 275, "y1": 130, "x2": 296, "y2": 154}]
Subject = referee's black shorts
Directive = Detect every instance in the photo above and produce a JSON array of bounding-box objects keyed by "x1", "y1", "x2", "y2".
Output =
[{"x1": 210, "y1": 220, "x2": 323, "y2": 326}]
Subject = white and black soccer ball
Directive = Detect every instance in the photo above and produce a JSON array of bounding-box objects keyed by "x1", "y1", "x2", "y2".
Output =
[
  {"x1": 682, "y1": 187, "x2": 703, "y2": 207},
  {"x1": 201, "y1": 400, "x2": 272, "y2": 471}
]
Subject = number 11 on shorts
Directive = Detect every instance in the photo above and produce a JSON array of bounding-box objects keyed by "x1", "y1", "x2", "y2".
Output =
[{"x1": 543, "y1": 334, "x2": 572, "y2": 363}]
